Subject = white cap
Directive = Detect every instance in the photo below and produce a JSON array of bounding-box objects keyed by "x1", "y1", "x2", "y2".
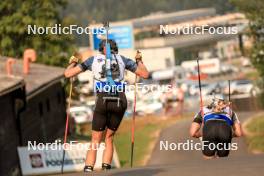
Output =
[{"x1": 213, "y1": 94, "x2": 225, "y2": 101}]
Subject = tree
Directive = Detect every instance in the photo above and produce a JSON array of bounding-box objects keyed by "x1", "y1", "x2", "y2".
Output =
[
  {"x1": 231, "y1": 0, "x2": 264, "y2": 105},
  {"x1": 0, "y1": 0, "x2": 76, "y2": 67},
  {"x1": 231, "y1": 0, "x2": 264, "y2": 75}
]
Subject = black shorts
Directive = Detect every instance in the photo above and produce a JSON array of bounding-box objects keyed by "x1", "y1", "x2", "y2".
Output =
[
  {"x1": 92, "y1": 92, "x2": 127, "y2": 131},
  {"x1": 202, "y1": 120, "x2": 232, "y2": 157}
]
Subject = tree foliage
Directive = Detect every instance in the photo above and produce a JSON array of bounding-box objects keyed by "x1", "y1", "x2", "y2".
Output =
[
  {"x1": 231, "y1": 0, "x2": 264, "y2": 77},
  {"x1": 64, "y1": 0, "x2": 234, "y2": 22},
  {"x1": 0, "y1": 0, "x2": 75, "y2": 67},
  {"x1": 231, "y1": 0, "x2": 264, "y2": 105}
]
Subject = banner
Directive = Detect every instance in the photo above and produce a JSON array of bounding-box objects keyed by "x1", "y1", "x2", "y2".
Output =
[
  {"x1": 91, "y1": 24, "x2": 134, "y2": 50},
  {"x1": 17, "y1": 142, "x2": 120, "y2": 175}
]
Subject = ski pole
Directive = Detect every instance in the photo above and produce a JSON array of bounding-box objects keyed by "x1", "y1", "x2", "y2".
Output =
[
  {"x1": 228, "y1": 80, "x2": 231, "y2": 102},
  {"x1": 61, "y1": 76, "x2": 74, "y2": 173},
  {"x1": 131, "y1": 74, "x2": 137, "y2": 168},
  {"x1": 228, "y1": 80, "x2": 232, "y2": 116},
  {"x1": 131, "y1": 50, "x2": 142, "y2": 167},
  {"x1": 197, "y1": 59, "x2": 204, "y2": 116}
]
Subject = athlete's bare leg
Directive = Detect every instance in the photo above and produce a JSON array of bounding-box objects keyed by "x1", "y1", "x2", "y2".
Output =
[
  {"x1": 190, "y1": 122, "x2": 202, "y2": 138},
  {"x1": 85, "y1": 130, "x2": 104, "y2": 166},
  {"x1": 103, "y1": 128, "x2": 115, "y2": 164}
]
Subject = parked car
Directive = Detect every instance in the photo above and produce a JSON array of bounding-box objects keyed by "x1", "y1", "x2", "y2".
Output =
[
  {"x1": 136, "y1": 98, "x2": 163, "y2": 115},
  {"x1": 225, "y1": 80, "x2": 259, "y2": 96},
  {"x1": 189, "y1": 82, "x2": 225, "y2": 97},
  {"x1": 189, "y1": 83, "x2": 208, "y2": 96},
  {"x1": 221, "y1": 64, "x2": 239, "y2": 74},
  {"x1": 69, "y1": 106, "x2": 93, "y2": 124},
  {"x1": 189, "y1": 83, "x2": 217, "y2": 96}
]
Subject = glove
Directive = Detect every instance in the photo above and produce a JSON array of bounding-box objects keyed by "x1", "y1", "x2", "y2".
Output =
[
  {"x1": 69, "y1": 56, "x2": 79, "y2": 65},
  {"x1": 135, "y1": 50, "x2": 143, "y2": 64}
]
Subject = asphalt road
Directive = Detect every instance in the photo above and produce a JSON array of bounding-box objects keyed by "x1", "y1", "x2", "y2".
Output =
[
  {"x1": 148, "y1": 112, "x2": 252, "y2": 165},
  {"x1": 60, "y1": 112, "x2": 264, "y2": 176}
]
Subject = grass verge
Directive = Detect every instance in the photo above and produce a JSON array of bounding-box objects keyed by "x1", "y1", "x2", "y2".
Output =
[
  {"x1": 114, "y1": 114, "x2": 191, "y2": 167},
  {"x1": 72, "y1": 113, "x2": 191, "y2": 167},
  {"x1": 244, "y1": 113, "x2": 264, "y2": 153}
]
